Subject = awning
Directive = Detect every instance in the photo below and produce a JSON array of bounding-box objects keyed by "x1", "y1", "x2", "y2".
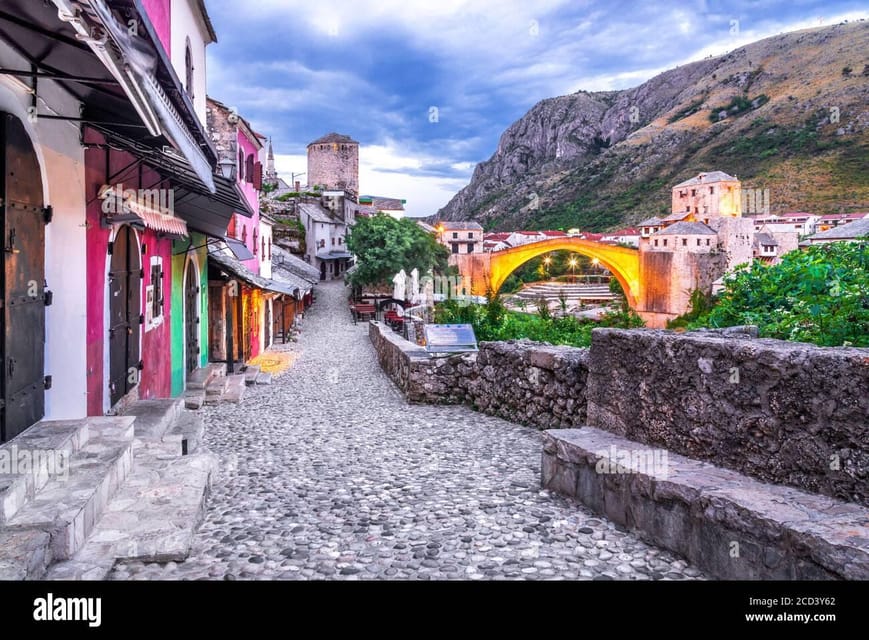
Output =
[
  {"x1": 316, "y1": 250, "x2": 354, "y2": 260},
  {"x1": 101, "y1": 185, "x2": 188, "y2": 237},
  {"x1": 0, "y1": 1, "x2": 217, "y2": 191},
  {"x1": 85, "y1": 125, "x2": 252, "y2": 238},
  {"x1": 225, "y1": 237, "x2": 255, "y2": 261},
  {"x1": 208, "y1": 245, "x2": 298, "y2": 297}
]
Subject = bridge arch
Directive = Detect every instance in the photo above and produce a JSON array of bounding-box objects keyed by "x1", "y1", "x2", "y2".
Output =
[{"x1": 487, "y1": 238, "x2": 641, "y2": 308}]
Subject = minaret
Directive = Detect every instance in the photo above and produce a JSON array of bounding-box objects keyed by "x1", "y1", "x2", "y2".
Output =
[{"x1": 265, "y1": 137, "x2": 277, "y2": 184}]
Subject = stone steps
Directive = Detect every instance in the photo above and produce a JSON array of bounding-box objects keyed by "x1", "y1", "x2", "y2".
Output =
[
  {"x1": 123, "y1": 398, "x2": 184, "y2": 443},
  {"x1": 4, "y1": 433, "x2": 133, "y2": 561},
  {"x1": 243, "y1": 365, "x2": 261, "y2": 385},
  {"x1": 163, "y1": 411, "x2": 205, "y2": 456},
  {"x1": 0, "y1": 400, "x2": 216, "y2": 580},
  {"x1": 222, "y1": 374, "x2": 246, "y2": 403},
  {"x1": 542, "y1": 427, "x2": 869, "y2": 580},
  {"x1": 186, "y1": 363, "x2": 227, "y2": 391},
  {"x1": 45, "y1": 450, "x2": 217, "y2": 579}
]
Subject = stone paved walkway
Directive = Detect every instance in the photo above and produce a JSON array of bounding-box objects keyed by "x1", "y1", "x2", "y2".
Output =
[{"x1": 113, "y1": 280, "x2": 704, "y2": 580}]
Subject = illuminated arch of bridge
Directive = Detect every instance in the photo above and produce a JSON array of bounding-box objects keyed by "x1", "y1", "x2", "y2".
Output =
[{"x1": 451, "y1": 237, "x2": 641, "y2": 308}]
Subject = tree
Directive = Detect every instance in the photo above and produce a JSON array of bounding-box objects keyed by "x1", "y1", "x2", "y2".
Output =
[{"x1": 345, "y1": 214, "x2": 450, "y2": 289}]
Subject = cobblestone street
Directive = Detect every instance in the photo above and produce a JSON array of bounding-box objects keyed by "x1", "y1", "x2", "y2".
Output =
[{"x1": 113, "y1": 281, "x2": 704, "y2": 580}]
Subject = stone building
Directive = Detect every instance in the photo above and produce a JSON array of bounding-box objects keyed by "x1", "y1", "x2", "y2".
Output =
[
  {"x1": 307, "y1": 132, "x2": 359, "y2": 196},
  {"x1": 436, "y1": 221, "x2": 484, "y2": 255},
  {"x1": 639, "y1": 170, "x2": 798, "y2": 324},
  {"x1": 671, "y1": 171, "x2": 742, "y2": 219}
]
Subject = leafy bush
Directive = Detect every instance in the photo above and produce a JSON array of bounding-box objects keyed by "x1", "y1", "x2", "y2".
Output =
[
  {"x1": 687, "y1": 241, "x2": 869, "y2": 346},
  {"x1": 434, "y1": 296, "x2": 645, "y2": 348}
]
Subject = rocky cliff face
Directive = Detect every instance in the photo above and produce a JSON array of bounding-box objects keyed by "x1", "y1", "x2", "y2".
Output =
[{"x1": 437, "y1": 21, "x2": 869, "y2": 231}]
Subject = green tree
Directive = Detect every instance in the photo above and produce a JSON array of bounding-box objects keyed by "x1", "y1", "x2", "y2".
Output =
[
  {"x1": 689, "y1": 241, "x2": 869, "y2": 346},
  {"x1": 345, "y1": 213, "x2": 450, "y2": 288}
]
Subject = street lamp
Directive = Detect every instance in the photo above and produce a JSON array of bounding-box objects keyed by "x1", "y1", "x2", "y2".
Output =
[
  {"x1": 591, "y1": 257, "x2": 601, "y2": 283},
  {"x1": 218, "y1": 156, "x2": 236, "y2": 181},
  {"x1": 568, "y1": 256, "x2": 578, "y2": 282}
]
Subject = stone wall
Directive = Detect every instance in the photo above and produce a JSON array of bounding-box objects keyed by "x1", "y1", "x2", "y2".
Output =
[
  {"x1": 470, "y1": 341, "x2": 588, "y2": 429},
  {"x1": 370, "y1": 321, "x2": 869, "y2": 506},
  {"x1": 587, "y1": 328, "x2": 869, "y2": 506},
  {"x1": 368, "y1": 322, "x2": 589, "y2": 428}
]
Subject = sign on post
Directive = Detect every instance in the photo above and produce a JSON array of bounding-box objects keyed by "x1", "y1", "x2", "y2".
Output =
[{"x1": 424, "y1": 324, "x2": 478, "y2": 353}]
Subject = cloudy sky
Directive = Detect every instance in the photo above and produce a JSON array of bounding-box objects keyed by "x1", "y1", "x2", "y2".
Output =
[{"x1": 205, "y1": 1, "x2": 866, "y2": 216}]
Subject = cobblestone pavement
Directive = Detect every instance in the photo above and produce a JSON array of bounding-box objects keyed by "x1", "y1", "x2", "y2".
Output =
[{"x1": 113, "y1": 280, "x2": 704, "y2": 580}]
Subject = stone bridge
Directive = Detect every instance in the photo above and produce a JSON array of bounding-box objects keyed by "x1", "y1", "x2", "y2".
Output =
[{"x1": 451, "y1": 238, "x2": 641, "y2": 308}]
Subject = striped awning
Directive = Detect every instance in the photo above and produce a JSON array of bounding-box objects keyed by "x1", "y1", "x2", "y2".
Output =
[{"x1": 102, "y1": 186, "x2": 189, "y2": 238}]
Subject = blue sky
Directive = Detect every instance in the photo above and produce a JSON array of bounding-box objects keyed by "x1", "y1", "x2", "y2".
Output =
[{"x1": 205, "y1": 0, "x2": 867, "y2": 216}]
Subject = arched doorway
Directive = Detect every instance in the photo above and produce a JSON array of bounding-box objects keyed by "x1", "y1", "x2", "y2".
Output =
[
  {"x1": 1, "y1": 112, "x2": 47, "y2": 442},
  {"x1": 108, "y1": 225, "x2": 141, "y2": 407},
  {"x1": 184, "y1": 258, "x2": 200, "y2": 374}
]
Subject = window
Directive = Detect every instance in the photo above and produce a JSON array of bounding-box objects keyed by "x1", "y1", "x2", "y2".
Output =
[
  {"x1": 452, "y1": 244, "x2": 459, "y2": 254},
  {"x1": 663, "y1": 239, "x2": 668, "y2": 246},
  {"x1": 253, "y1": 229, "x2": 258, "y2": 254},
  {"x1": 696, "y1": 239, "x2": 701, "y2": 246},
  {"x1": 706, "y1": 239, "x2": 710, "y2": 246},
  {"x1": 654, "y1": 239, "x2": 659, "y2": 247},
  {"x1": 319, "y1": 239, "x2": 325, "y2": 248},
  {"x1": 146, "y1": 257, "x2": 164, "y2": 330},
  {"x1": 245, "y1": 154, "x2": 254, "y2": 184},
  {"x1": 467, "y1": 243, "x2": 474, "y2": 253},
  {"x1": 267, "y1": 239, "x2": 271, "y2": 260},
  {"x1": 238, "y1": 149, "x2": 245, "y2": 182},
  {"x1": 691, "y1": 189, "x2": 696, "y2": 196},
  {"x1": 241, "y1": 225, "x2": 247, "y2": 243},
  {"x1": 468, "y1": 232, "x2": 474, "y2": 239},
  {"x1": 331, "y1": 237, "x2": 335, "y2": 246},
  {"x1": 262, "y1": 235, "x2": 266, "y2": 256},
  {"x1": 452, "y1": 232, "x2": 458, "y2": 239},
  {"x1": 709, "y1": 186, "x2": 714, "y2": 194},
  {"x1": 338, "y1": 237, "x2": 342, "y2": 245},
  {"x1": 682, "y1": 238, "x2": 687, "y2": 246},
  {"x1": 184, "y1": 38, "x2": 194, "y2": 100}
]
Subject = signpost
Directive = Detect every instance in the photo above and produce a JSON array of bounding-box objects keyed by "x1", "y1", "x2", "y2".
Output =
[{"x1": 424, "y1": 324, "x2": 478, "y2": 353}]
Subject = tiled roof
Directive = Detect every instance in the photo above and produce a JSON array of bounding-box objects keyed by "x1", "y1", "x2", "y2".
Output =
[
  {"x1": 673, "y1": 171, "x2": 738, "y2": 187},
  {"x1": 638, "y1": 216, "x2": 663, "y2": 226},
  {"x1": 808, "y1": 218, "x2": 869, "y2": 240},
  {"x1": 541, "y1": 230, "x2": 568, "y2": 237},
  {"x1": 439, "y1": 221, "x2": 483, "y2": 230},
  {"x1": 299, "y1": 202, "x2": 340, "y2": 224},
  {"x1": 654, "y1": 221, "x2": 717, "y2": 235},
  {"x1": 753, "y1": 232, "x2": 778, "y2": 247},
  {"x1": 308, "y1": 132, "x2": 358, "y2": 146},
  {"x1": 661, "y1": 211, "x2": 692, "y2": 223},
  {"x1": 271, "y1": 245, "x2": 320, "y2": 283}
]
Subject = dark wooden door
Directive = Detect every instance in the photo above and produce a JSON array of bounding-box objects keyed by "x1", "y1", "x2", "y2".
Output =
[
  {"x1": 1, "y1": 113, "x2": 46, "y2": 442},
  {"x1": 108, "y1": 226, "x2": 140, "y2": 406},
  {"x1": 185, "y1": 265, "x2": 199, "y2": 372}
]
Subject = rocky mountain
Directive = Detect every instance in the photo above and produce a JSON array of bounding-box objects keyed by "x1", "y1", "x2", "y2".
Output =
[{"x1": 437, "y1": 21, "x2": 869, "y2": 231}]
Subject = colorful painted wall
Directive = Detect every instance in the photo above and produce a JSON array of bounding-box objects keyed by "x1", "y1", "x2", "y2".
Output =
[
  {"x1": 141, "y1": 0, "x2": 172, "y2": 57},
  {"x1": 170, "y1": 234, "x2": 210, "y2": 396},
  {"x1": 84, "y1": 130, "x2": 173, "y2": 414}
]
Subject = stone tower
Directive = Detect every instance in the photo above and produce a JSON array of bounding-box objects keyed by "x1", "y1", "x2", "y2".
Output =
[
  {"x1": 306, "y1": 132, "x2": 359, "y2": 196},
  {"x1": 265, "y1": 137, "x2": 277, "y2": 184}
]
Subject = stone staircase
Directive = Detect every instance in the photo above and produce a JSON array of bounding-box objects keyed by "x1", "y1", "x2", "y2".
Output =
[
  {"x1": 185, "y1": 362, "x2": 271, "y2": 409},
  {"x1": 0, "y1": 399, "x2": 216, "y2": 580}
]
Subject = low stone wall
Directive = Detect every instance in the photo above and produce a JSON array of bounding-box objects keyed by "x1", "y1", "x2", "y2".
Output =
[
  {"x1": 469, "y1": 341, "x2": 588, "y2": 429},
  {"x1": 368, "y1": 321, "x2": 474, "y2": 404},
  {"x1": 368, "y1": 323, "x2": 589, "y2": 428},
  {"x1": 587, "y1": 328, "x2": 869, "y2": 506},
  {"x1": 542, "y1": 428, "x2": 869, "y2": 580}
]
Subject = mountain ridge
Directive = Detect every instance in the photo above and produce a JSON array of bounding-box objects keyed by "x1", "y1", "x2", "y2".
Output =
[{"x1": 436, "y1": 21, "x2": 869, "y2": 231}]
